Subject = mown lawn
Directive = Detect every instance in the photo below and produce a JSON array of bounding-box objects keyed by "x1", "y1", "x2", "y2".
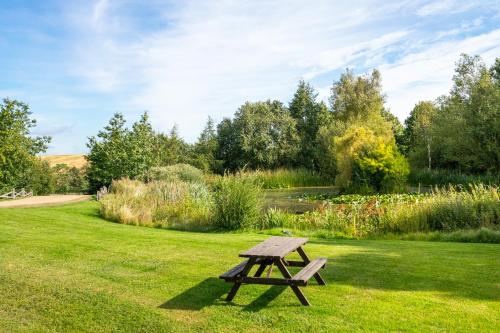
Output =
[{"x1": 0, "y1": 202, "x2": 499, "y2": 332}]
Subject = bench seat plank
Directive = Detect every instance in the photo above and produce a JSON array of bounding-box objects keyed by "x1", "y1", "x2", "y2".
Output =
[
  {"x1": 291, "y1": 258, "x2": 327, "y2": 285},
  {"x1": 219, "y1": 260, "x2": 248, "y2": 280}
]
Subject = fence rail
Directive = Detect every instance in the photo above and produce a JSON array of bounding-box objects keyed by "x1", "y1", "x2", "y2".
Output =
[{"x1": 0, "y1": 188, "x2": 33, "y2": 199}]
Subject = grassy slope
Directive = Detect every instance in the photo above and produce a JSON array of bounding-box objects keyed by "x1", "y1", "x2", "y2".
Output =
[
  {"x1": 39, "y1": 154, "x2": 87, "y2": 168},
  {"x1": 0, "y1": 202, "x2": 498, "y2": 332}
]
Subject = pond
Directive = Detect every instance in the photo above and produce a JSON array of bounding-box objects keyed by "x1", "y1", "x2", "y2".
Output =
[
  {"x1": 262, "y1": 186, "x2": 339, "y2": 213},
  {"x1": 262, "y1": 185, "x2": 432, "y2": 213}
]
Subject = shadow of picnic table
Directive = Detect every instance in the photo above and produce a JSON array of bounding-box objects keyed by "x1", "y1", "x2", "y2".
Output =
[{"x1": 159, "y1": 278, "x2": 289, "y2": 312}]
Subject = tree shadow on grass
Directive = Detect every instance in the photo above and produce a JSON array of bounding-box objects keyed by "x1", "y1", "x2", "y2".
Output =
[
  {"x1": 159, "y1": 278, "x2": 228, "y2": 310},
  {"x1": 159, "y1": 278, "x2": 292, "y2": 312},
  {"x1": 322, "y1": 248, "x2": 499, "y2": 301}
]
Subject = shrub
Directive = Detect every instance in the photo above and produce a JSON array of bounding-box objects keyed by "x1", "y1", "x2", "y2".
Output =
[
  {"x1": 213, "y1": 175, "x2": 261, "y2": 230},
  {"x1": 145, "y1": 164, "x2": 204, "y2": 183},
  {"x1": 335, "y1": 126, "x2": 409, "y2": 193},
  {"x1": 53, "y1": 164, "x2": 88, "y2": 193}
]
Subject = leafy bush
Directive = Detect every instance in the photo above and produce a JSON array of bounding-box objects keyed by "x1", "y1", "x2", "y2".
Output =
[
  {"x1": 100, "y1": 178, "x2": 212, "y2": 229},
  {"x1": 53, "y1": 164, "x2": 88, "y2": 193},
  {"x1": 335, "y1": 126, "x2": 409, "y2": 193},
  {"x1": 213, "y1": 175, "x2": 261, "y2": 230},
  {"x1": 145, "y1": 164, "x2": 204, "y2": 183}
]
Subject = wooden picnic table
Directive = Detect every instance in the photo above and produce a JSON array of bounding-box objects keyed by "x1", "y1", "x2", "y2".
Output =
[{"x1": 219, "y1": 236, "x2": 327, "y2": 306}]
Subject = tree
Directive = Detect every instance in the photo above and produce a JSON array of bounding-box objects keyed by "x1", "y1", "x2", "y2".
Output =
[
  {"x1": 289, "y1": 80, "x2": 330, "y2": 169},
  {"x1": 330, "y1": 69, "x2": 385, "y2": 122},
  {"x1": 86, "y1": 112, "x2": 157, "y2": 191},
  {"x1": 427, "y1": 55, "x2": 500, "y2": 173},
  {"x1": 318, "y1": 69, "x2": 401, "y2": 182},
  {"x1": 155, "y1": 125, "x2": 191, "y2": 167},
  {"x1": 217, "y1": 100, "x2": 300, "y2": 171},
  {"x1": 237, "y1": 100, "x2": 300, "y2": 169},
  {"x1": 381, "y1": 109, "x2": 406, "y2": 154},
  {"x1": 216, "y1": 118, "x2": 243, "y2": 172},
  {"x1": 0, "y1": 98, "x2": 50, "y2": 192},
  {"x1": 193, "y1": 117, "x2": 220, "y2": 172},
  {"x1": 404, "y1": 101, "x2": 437, "y2": 170}
]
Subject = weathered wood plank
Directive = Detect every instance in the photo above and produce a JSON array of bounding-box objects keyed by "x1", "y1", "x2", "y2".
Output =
[
  {"x1": 291, "y1": 258, "x2": 327, "y2": 285},
  {"x1": 239, "y1": 236, "x2": 308, "y2": 259},
  {"x1": 219, "y1": 260, "x2": 248, "y2": 280}
]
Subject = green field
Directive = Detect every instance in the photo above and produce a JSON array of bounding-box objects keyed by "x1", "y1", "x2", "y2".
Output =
[{"x1": 0, "y1": 201, "x2": 499, "y2": 332}]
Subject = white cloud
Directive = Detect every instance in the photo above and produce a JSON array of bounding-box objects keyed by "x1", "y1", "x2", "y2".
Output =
[
  {"x1": 69, "y1": 1, "x2": 420, "y2": 140},
  {"x1": 61, "y1": 0, "x2": 499, "y2": 144},
  {"x1": 379, "y1": 29, "x2": 500, "y2": 119}
]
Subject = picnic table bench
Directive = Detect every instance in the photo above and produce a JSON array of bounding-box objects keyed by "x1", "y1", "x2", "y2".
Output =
[{"x1": 219, "y1": 236, "x2": 327, "y2": 306}]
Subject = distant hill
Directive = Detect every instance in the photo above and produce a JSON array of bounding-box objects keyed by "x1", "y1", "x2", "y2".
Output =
[{"x1": 40, "y1": 154, "x2": 87, "y2": 169}]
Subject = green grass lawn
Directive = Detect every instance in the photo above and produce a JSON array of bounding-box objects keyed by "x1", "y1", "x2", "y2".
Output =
[{"x1": 0, "y1": 202, "x2": 499, "y2": 332}]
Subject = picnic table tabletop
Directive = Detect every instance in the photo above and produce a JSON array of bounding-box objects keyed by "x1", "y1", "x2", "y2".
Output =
[{"x1": 239, "y1": 236, "x2": 308, "y2": 259}]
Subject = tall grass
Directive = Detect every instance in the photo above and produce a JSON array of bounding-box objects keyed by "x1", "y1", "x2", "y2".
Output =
[
  {"x1": 238, "y1": 168, "x2": 333, "y2": 189},
  {"x1": 144, "y1": 164, "x2": 204, "y2": 183},
  {"x1": 260, "y1": 184, "x2": 499, "y2": 241},
  {"x1": 100, "y1": 178, "x2": 213, "y2": 230},
  {"x1": 409, "y1": 168, "x2": 499, "y2": 186},
  {"x1": 213, "y1": 175, "x2": 261, "y2": 230}
]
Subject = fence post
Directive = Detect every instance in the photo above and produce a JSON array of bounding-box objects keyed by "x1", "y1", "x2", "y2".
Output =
[{"x1": 12, "y1": 188, "x2": 16, "y2": 199}]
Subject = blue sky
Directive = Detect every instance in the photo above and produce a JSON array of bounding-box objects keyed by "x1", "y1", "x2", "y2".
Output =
[{"x1": 1, "y1": 0, "x2": 499, "y2": 154}]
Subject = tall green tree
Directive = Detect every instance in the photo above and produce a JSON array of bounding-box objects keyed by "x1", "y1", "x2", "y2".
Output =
[
  {"x1": 154, "y1": 125, "x2": 191, "y2": 166},
  {"x1": 86, "y1": 112, "x2": 157, "y2": 191},
  {"x1": 217, "y1": 100, "x2": 300, "y2": 170},
  {"x1": 429, "y1": 54, "x2": 499, "y2": 172},
  {"x1": 289, "y1": 80, "x2": 330, "y2": 169},
  {"x1": 193, "y1": 117, "x2": 219, "y2": 172},
  {"x1": 330, "y1": 69, "x2": 385, "y2": 123},
  {"x1": 0, "y1": 98, "x2": 50, "y2": 192},
  {"x1": 404, "y1": 101, "x2": 437, "y2": 170}
]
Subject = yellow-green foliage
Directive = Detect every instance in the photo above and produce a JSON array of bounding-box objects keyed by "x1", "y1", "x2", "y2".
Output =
[
  {"x1": 335, "y1": 125, "x2": 408, "y2": 193},
  {"x1": 100, "y1": 178, "x2": 212, "y2": 229}
]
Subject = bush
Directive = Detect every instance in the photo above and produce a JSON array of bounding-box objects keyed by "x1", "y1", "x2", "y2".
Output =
[
  {"x1": 335, "y1": 126, "x2": 409, "y2": 193},
  {"x1": 213, "y1": 175, "x2": 261, "y2": 230},
  {"x1": 100, "y1": 178, "x2": 212, "y2": 229},
  {"x1": 53, "y1": 164, "x2": 88, "y2": 193},
  {"x1": 145, "y1": 164, "x2": 204, "y2": 183}
]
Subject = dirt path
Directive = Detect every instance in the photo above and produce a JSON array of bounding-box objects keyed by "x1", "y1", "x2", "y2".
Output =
[{"x1": 0, "y1": 195, "x2": 91, "y2": 208}]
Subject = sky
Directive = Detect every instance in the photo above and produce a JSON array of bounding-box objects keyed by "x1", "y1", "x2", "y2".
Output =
[{"x1": 1, "y1": 0, "x2": 499, "y2": 154}]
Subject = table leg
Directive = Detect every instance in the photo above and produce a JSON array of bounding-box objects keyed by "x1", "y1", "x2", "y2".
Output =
[
  {"x1": 297, "y1": 246, "x2": 326, "y2": 285},
  {"x1": 226, "y1": 258, "x2": 256, "y2": 302},
  {"x1": 275, "y1": 258, "x2": 310, "y2": 306},
  {"x1": 254, "y1": 262, "x2": 268, "y2": 277}
]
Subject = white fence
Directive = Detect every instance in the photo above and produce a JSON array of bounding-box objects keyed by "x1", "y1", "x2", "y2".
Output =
[{"x1": 0, "y1": 188, "x2": 33, "y2": 199}]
